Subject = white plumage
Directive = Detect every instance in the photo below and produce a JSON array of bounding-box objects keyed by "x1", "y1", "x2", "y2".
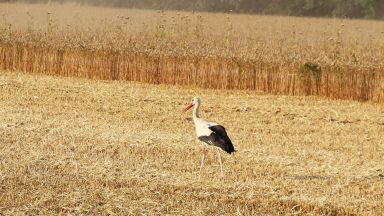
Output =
[{"x1": 193, "y1": 118, "x2": 218, "y2": 138}]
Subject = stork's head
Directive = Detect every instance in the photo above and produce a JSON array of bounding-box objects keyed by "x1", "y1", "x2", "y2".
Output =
[{"x1": 182, "y1": 96, "x2": 201, "y2": 112}]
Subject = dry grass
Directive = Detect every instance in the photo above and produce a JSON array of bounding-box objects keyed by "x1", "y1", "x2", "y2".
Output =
[
  {"x1": 1, "y1": 3, "x2": 384, "y2": 102},
  {"x1": 0, "y1": 71, "x2": 383, "y2": 215}
]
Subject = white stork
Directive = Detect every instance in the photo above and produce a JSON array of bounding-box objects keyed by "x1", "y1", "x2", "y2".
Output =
[{"x1": 182, "y1": 96, "x2": 235, "y2": 177}]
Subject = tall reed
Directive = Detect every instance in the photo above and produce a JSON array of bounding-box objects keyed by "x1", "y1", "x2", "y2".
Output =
[{"x1": 0, "y1": 4, "x2": 383, "y2": 102}]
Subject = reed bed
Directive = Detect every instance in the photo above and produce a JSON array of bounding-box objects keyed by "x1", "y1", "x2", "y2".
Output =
[{"x1": 1, "y1": 3, "x2": 384, "y2": 102}]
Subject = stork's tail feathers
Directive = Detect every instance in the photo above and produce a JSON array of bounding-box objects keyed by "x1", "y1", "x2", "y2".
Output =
[
  {"x1": 223, "y1": 143, "x2": 235, "y2": 154},
  {"x1": 226, "y1": 148, "x2": 236, "y2": 154}
]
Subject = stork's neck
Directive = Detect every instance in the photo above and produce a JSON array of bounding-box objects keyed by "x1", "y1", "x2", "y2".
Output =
[{"x1": 193, "y1": 102, "x2": 200, "y2": 120}]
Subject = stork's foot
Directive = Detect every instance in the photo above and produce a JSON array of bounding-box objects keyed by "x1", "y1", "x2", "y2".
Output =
[{"x1": 220, "y1": 172, "x2": 224, "y2": 178}]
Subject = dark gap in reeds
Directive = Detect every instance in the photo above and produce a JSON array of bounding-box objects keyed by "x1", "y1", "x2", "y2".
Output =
[{"x1": 0, "y1": 43, "x2": 383, "y2": 102}]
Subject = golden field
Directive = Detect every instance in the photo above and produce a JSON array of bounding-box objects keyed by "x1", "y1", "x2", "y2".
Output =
[
  {"x1": 1, "y1": 3, "x2": 384, "y2": 102},
  {"x1": 0, "y1": 71, "x2": 383, "y2": 215}
]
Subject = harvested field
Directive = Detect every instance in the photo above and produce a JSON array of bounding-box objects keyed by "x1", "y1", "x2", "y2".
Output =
[
  {"x1": 0, "y1": 71, "x2": 383, "y2": 215},
  {"x1": 1, "y1": 3, "x2": 384, "y2": 102}
]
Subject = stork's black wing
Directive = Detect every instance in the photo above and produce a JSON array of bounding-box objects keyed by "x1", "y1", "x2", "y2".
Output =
[{"x1": 198, "y1": 125, "x2": 235, "y2": 154}]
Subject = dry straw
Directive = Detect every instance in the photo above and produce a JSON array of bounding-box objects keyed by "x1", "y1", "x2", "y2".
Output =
[{"x1": 1, "y1": 72, "x2": 383, "y2": 214}]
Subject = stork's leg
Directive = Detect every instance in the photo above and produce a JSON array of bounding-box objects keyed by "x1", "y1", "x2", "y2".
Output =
[
  {"x1": 199, "y1": 144, "x2": 207, "y2": 174},
  {"x1": 217, "y1": 150, "x2": 224, "y2": 178}
]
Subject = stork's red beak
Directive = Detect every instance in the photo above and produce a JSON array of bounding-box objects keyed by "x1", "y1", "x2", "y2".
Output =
[{"x1": 182, "y1": 103, "x2": 194, "y2": 112}]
